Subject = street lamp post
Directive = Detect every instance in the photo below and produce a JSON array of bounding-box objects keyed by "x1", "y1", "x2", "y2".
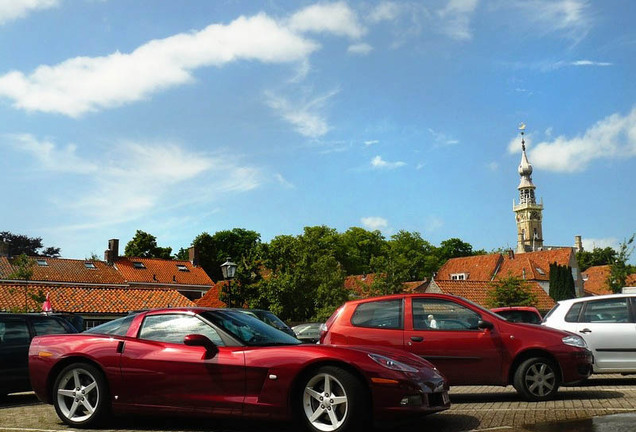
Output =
[{"x1": 220, "y1": 257, "x2": 238, "y2": 308}]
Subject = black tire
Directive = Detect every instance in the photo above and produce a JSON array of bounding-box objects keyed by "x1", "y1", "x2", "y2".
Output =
[
  {"x1": 52, "y1": 362, "x2": 110, "y2": 428},
  {"x1": 298, "y1": 366, "x2": 368, "y2": 432},
  {"x1": 513, "y1": 357, "x2": 560, "y2": 401}
]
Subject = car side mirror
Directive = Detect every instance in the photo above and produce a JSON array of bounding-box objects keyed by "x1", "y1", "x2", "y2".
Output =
[
  {"x1": 184, "y1": 334, "x2": 219, "y2": 359},
  {"x1": 478, "y1": 320, "x2": 494, "y2": 330}
]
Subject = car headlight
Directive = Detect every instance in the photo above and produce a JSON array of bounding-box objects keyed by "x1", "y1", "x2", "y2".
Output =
[
  {"x1": 368, "y1": 353, "x2": 419, "y2": 373},
  {"x1": 562, "y1": 335, "x2": 587, "y2": 348}
]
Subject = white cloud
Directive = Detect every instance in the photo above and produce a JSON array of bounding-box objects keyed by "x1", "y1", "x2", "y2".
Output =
[
  {"x1": 4, "y1": 133, "x2": 98, "y2": 174},
  {"x1": 582, "y1": 237, "x2": 619, "y2": 251},
  {"x1": 367, "y1": 2, "x2": 402, "y2": 23},
  {"x1": 348, "y1": 43, "x2": 373, "y2": 55},
  {"x1": 437, "y1": 0, "x2": 478, "y2": 41},
  {"x1": 275, "y1": 173, "x2": 295, "y2": 189},
  {"x1": 265, "y1": 88, "x2": 338, "y2": 138},
  {"x1": 361, "y1": 216, "x2": 388, "y2": 230},
  {"x1": 502, "y1": 0, "x2": 592, "y2": 42},
  {"x1": 429, "y1": 128, "x2": 459, "y2": 147},
  {"x1": 0, "y1": 0, "x2": 58, "y2": 25},
  {"x1": 371, "y1": 155, "x2": 406, "y2": 169},
  {"x1": 511, "y1": 108, "x2": 636, "y2": 173},
  {"x1": 364, "y1": 140, "x2": 379, "y2": 146},
  {"x1": 0, "y1": 13, "x2": 318, "y2": 117},
  {"x1": 288, "y1": 2, "x2": 366, "y2": 39},
  {"x1": 487, "y1": 161, "x2": 499, "y2": 171},
  {"x1": 4, "y1": 134, "x2": 263, "y2": 226}
]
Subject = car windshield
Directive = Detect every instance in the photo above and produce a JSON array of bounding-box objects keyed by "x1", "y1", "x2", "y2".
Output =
[
  {"x1": 202, "y1": 310, "x2": 301, "y2": 346},
  {"x1": 85, "y1": 313, "x2": 138, "y2": 336}
]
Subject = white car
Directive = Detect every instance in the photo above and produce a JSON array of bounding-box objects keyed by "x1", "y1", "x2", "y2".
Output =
[{"x1": 542, "y1": 293, "x2": 636, "y2": 374}]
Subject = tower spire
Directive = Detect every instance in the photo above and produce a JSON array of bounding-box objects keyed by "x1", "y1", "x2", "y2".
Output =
[{"x1": 513, "y1": 123, "x2": 544, "y2": 253}]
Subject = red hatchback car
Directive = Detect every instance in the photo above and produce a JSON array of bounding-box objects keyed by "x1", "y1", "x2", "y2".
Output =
[{"x1": 321, "y1": 294, "x2": 593, "y2": 401}]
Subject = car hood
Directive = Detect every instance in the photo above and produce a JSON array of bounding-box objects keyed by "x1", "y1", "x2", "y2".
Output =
[{"x1": 328, "y1": 343, "x2": 439, "y2": 370}]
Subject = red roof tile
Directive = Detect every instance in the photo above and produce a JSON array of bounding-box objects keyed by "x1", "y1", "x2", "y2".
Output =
[
  {"x1": 0, "y1": 256, "x2": 126, "y2": 285},
  {"x1": 429, "y1": 279, "x2": 555, "y2": 311},
  {"x1": 115, "y1": 257, "x2": 214, "y2": 287},
  {"x1": 0, "y1": 284, "x2": 194, "y2": 314},
  {"x1": 497, "y1": 249, "x2": 574, "y2": 281},
  {"x1": 435, "y1": 254, "x2": 503, "y2": 281},
  {"x1": 582, "y1": 265, "x2": 636, "y2": 296},
  {"x1": 195, "y1": 282, "x2": 226, "y2": 308}
]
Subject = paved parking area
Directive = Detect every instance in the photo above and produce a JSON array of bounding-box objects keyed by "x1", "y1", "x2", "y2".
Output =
[{"x1": 2, "y1": 375, "x2": 636, "y2": 432}]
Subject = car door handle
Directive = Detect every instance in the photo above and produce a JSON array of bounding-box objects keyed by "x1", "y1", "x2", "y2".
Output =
[
  {"x1": 579, "y1": 328, "x2": 592, "y2": 334},
  {"x1": 410, "y1": 336, "x2": 424, "y2": 342}
]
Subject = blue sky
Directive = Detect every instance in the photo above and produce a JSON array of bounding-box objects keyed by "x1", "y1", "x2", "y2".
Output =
[{"x1": 1, "y1": 0, "x2": 634, "y2": 262}]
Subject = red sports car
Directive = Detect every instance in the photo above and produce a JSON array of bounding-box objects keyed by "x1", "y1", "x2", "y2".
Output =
[{"x1": 29, "y1": 308, "x2": 449, "y2": 432}]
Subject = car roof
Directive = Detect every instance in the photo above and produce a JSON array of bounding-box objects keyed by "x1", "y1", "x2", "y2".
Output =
[
  {"x1": 557, "y1": 293, "x2": 636, "y2": 305},
  {"x1": 491, "y1": 306, "x2": 540, "y2": 312},
  {"x1": 344, "y1": 292, "x2": 466, "y2": 305}
]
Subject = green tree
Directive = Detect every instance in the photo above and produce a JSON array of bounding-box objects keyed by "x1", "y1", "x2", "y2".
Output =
[
  {"x1": 607, "y1": 235, "x2": 635, "y2": 294},
  {"x1": 487, "y1": 274, "x2": 538, "y2": 307},
  {"x1": 124, "y1": 230, "x2": 172, "y2": 259},
  {"x1": 549, "y1": 262, "x2": 575, "y2": 301},
  {"x1": 338, "y1": 227, "x2": 387, "y2": 275},
  {"x1": 438, "y1": 237, "x2": 475, "y2": 261},
  {"x1": 190, "y1": 228, "x2": 261, "y2": 282},
  {"x1": 0, "y1": 231, "x2": 60, "y2": 257},
  {"x1": 576, "y1": 247, "x2": 617, "y2": 272}
]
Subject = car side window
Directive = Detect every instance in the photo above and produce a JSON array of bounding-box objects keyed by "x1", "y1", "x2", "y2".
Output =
[
  {"x1": 32, "y1": 318, "x2": 68, "y2": 336},
  {"x1": 351, "y1": 300, "x2": 403, "y2": 329},
  {"x1": 412, "y1": 298, "x2": 481, "y2": 331},
  {"x1": 564, "y1": 303, "x2": 583, "y2": 322},
  {"x1": 0, "y1": 319, "x2": 30, "y2": 345},
  {"x1": 139, "y1": 314, "x2": 224, "y2": 346},
  {"x1": 581, "y1": 299, "x2": 630, "y2": 323}
]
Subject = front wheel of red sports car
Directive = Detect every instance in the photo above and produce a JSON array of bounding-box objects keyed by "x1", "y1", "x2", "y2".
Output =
[
  {"x1": 299, "y1": 366, "x2": 368, "y2": 432},
  {"x1": 52, "y1": 362, "x2": 110, "y2": 428}
]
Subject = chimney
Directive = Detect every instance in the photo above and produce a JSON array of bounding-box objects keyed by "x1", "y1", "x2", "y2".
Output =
[
  {"x1": 104, "y1": 239, "x2": 119, "y2": 264},
  {"x1": 507, "y1": 249, "x2": 515, "y2": 259},
  {"x1": 188, "y1": 246, "x2": 199, "y2": 267},
  {"x1": 574, "y1": 235, "x2": 583, "y2": 253}
]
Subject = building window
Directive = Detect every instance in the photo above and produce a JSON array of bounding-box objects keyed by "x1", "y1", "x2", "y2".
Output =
[
  {"x1": 132, "y1": 261, "x2": 146, "y2": 269},
  {"x1": 84, "y1": 262, "x2": 97, "y2": 269},
  {"x1": 176, "y1": 264, "x2": 189, "y2": 272},
  {"x1": 36, "y1": 259, "x2": 48, "y2": 266},
  {"x1": 450, "y1": 273, "x2": 467, "y2": 280}
]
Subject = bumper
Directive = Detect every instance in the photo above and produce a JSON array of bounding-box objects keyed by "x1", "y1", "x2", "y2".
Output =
[{"x1": 558, "y1": 349, "x2": 594, "y2": 384}]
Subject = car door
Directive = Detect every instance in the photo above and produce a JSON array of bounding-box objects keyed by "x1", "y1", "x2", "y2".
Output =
[
  {"x1": 573, "y1": 297, "x2": 636, "y2": 372},
  {"x1": 404, "y1": 297, "x2": 503, "y2": 385},
  {"x1": 119, "y1": 313, "x2": 246, "y2": 414},
  {"x1": 0, "y1": 317, "x2": 31, "y2": 393}
]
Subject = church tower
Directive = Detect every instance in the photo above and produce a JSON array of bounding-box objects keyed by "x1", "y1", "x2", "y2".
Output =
[{"x1": 513, "y1": 124, "x2": 544, "y2": 253}]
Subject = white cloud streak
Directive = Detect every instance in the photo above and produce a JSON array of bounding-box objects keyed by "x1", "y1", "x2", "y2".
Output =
[
  {"x1": 508, "y1": 108, "x2": 636, "y2": 172},
  {"x1": 265, "y1": 88, "x2": 339, "y2": 138},
  {"x1": 0, "y1": 0, "x2": 58, "y2": 25},
  {"x1": 371, "y1": 155, "x2": 406, "y2": 169},
  {"x1": 3, "y1": 134, "x2": 263, "y2": 225},
  {"x1": 437, "y1": 0, "x2": 478, "y2": 41}
]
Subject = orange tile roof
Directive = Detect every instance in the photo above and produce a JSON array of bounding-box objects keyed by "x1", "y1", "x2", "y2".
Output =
[
  {"x1": 0, "y1": 256, "x2": 126, "y2": 285},
  {"x1": 115, "y1": 257, "x2": 214, "y2": 287},
  {"x1": 431, "y1": 280, "x2": 555, "y2": 311},
  {"x1": 435, "y1": 254, "x2": 503, "y2": 281},
  {"x1": 344, "y1": 274, "x2": 379, "y2": 297},
  {"x1": 582, "y1": 265, "x2": 636, "y2": 296},
  {"x1": 0, "y1": 284, "x2": 194, "y2": 314},
  {"x1": 195, "y1": 282, "x2": 226, "y2": 308},
  {"x1": 497, "y1": 248, "x2": 574, "y2": 281}
]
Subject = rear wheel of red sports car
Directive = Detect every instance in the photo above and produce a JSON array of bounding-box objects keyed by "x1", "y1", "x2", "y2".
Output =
[
  {"x1": 53, "y1": 362, "x2": 110, "y2": 428},
  {"x1": 300, "y1": 366, "x2": 368, "y2": 432}
]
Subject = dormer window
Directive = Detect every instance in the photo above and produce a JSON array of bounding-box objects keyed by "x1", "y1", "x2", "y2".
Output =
[
  {"x1": 176, "y1": 264, "x2": 189, "y2": 272},
  {"x1": 451, "y1": 273, "x2": 468, "y2": 280},
  {"x1": 36, "y1": 259, "x2": 48, "y2": 266},
  {"x1": 84, "y1": 262, "x2": 97, "y2": 269},
  {"x1": 132, "y1": 261, "x2": 146, "y2": 269}
]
